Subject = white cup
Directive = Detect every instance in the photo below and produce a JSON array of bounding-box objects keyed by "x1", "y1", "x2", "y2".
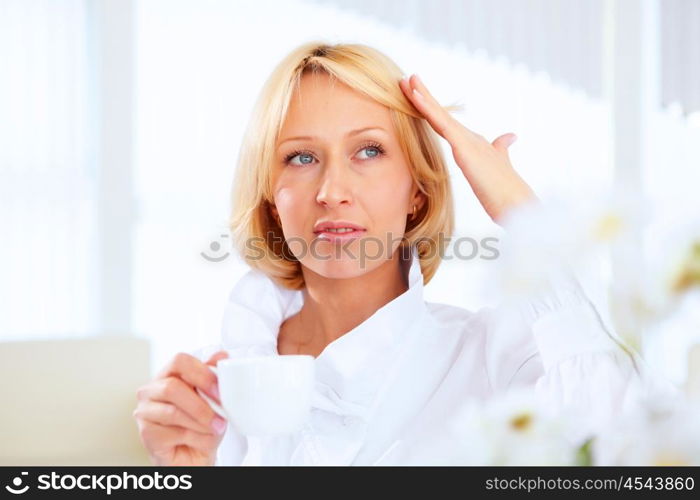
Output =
[{"x1": 197, "y1": 354, "x2": 315, "y2": 436}]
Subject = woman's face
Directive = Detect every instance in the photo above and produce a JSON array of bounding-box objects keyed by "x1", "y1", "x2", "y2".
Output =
[{"x1": 271, "y1": 72, "x2": 423, "y2": 279}]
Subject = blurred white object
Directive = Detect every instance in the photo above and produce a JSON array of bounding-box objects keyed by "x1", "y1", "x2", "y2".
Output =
[
  {"x1": 493, "y1": 190, "x2": 650, "y2": 300},
  {"x1": 459, "y1": 387, "x2": 580, "y2": 466},
  {"x1": 687, "y1": 343, "x2": 700, "y2": 401},
  {"x1": 592, "y1": 394, "x2": 700, "y2": 466},
  {"x1": 0, "y1": 336, "x2": 151, "y2": 465}
]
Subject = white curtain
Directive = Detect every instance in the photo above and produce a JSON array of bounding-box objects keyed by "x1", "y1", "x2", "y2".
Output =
[
  {"x1": 661, "y1": 0, "x2": 700, "y2": 114},
  {"x1": 0, "y1": 0, "x2": 97, "y2": 340},
  {"x1": 319, "y1": 0, "x2": 700, "y2": 116}
]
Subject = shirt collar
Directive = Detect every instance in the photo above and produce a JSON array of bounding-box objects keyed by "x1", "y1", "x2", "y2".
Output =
[{"x1": 221, "y1": 244, "x2": 428, "y2": 419}]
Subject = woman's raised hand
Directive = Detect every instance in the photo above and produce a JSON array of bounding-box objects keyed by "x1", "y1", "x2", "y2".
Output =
[
  {"x1": 399, "y1": 74, "x2": 537, "y2": 224},
  {"x1": 133, "y1": 350, "x2": 229, "y2": 466}
]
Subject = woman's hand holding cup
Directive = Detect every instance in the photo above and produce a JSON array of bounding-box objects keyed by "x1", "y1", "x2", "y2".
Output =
[{"x1": 133, "y1": 350, "x2": 230, "y2": 466}]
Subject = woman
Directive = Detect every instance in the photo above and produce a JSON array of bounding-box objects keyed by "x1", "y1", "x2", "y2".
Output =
[{"x1": 133, "y1": 42, "x2": 651, "y2": 466}]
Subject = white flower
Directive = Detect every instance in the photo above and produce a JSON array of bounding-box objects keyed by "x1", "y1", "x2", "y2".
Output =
[
  {"x1": 458, "y1": 388, "x2": 581, "y2": 465},
  {"x1": 644, "y1": 218, "x2": 700, "y2": 318},
  {"x1": 592, "y1": 394, "x2": 700, "y2": 465},
  {"x1": 638, "y1": 220, "x2": 700, "y2": 381},
  {"x1": 686, "y1": 343, "x2": 700, "y2": 402},
  {"x1": 491, "y1": 188, "x2": 650, "y2": 301},
  {"x1": 380, "y1": 388, "x2": 581, "y2": 465}
]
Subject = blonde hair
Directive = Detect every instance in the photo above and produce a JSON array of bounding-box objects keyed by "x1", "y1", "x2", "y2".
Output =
[{"x1": 229, "y1": 41, "x2": 462, "y2": 290}]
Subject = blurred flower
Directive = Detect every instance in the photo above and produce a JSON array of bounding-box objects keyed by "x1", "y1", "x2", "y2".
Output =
[
  {"x1": 473, "y1": 189, "x2": 700, "y2": 466},
  {"x1": 458, "y1": 388, "x2": 581, "y2": 465},
  {"x1": 686, "y1": 343, "x2": 700, "y2": 401},
  {"x1": 641, "y1": 216, "x2": 700, "y2": 320},
  {"x1": 592, "y1": 395, "x2": 700, "y2": 465},
  {"x1": 492, "y1": 188, "x2": 650, "y2": 301},
  {"x1": 638, "y1": 219, "x2": 700, "y2": 375},
  {"x1": 668, "y1": 239, "x2": 700, "y2": 295},
  {"x1": 584, "y1": 188, "x2": 651, "y2": 246},
  {"x1": 384, "y1": 388, "x2": 583, "y2": 465}
]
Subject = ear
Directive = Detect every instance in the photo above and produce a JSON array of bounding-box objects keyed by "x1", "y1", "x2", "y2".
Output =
[{"x1": 411, "y1": 188, "x2": 427, "y2": 213}]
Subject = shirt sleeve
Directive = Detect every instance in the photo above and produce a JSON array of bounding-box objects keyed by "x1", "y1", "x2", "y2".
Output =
[
  {"x1": 516, "y1": 265, "x2": 628, "y2": 370},
  {"x1": 485, "y1": 264, "x2": 682, "y2": 443}
]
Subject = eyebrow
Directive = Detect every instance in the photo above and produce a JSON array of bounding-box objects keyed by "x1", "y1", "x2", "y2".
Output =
[{"x1": 277, "y1": 126, "x2": 388, "y2": 147}]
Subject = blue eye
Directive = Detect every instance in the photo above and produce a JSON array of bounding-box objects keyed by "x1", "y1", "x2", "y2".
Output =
[
  {"x1": 284, "y1": 151, "x2": 315, "y2": 165},
  {"x1": 357, "y1": 145, "x2": 383, "y2": 160},
  {"x1": 283, "y1": 142, "x2": 386, "y2": 167}
]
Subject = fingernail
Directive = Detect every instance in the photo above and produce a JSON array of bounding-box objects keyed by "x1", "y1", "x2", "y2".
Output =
[
  {"x1": 212, "y1": 416, "x2": 227, "y2": 435},
  {"x1": 413, "y1": 88, "x2": 424, "y2": 100},
  {"x1": 210, "y1": 383, "x2": 220, "y2": 401}
]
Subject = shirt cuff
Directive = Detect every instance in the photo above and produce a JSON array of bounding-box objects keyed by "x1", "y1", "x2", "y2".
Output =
[
  {"x1": 531, "y1": 301, "x2": 622, "y2": 371},
  {"x1": 523, "y1": 266, "x2": 624, "y2": 371}
]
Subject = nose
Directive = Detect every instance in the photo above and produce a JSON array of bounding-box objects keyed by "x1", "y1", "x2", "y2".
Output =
[{"x1": 315, "y1": 159, "x2": 353, "y2": 208}]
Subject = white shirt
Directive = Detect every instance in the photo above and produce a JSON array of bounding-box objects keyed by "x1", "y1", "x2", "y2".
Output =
[{"x1": 191, "y1": 244, "x2": 673, "y2": 465}]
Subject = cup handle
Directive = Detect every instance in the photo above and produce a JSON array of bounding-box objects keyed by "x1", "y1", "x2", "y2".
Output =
[{"x1": 196, "y1": 365, "x2": 227, "y2": 419}]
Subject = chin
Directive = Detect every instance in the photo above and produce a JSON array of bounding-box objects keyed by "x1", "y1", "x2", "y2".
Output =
[
  {"x1": 302, "y1": 256, "x2": 383, "y2": 280},
  {"x1": 290, "y1": 233, "x2": 397, "y2": 279}
]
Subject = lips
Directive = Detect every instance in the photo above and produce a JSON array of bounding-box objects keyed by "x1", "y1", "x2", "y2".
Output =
[
  {"x1": 313, "y1": 220, "x2": 366, "y2": 242},
  {"x1": 313, "y1": 220, "x2": 366, "y2": 233}
]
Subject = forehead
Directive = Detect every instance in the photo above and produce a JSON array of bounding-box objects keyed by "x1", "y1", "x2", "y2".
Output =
[{"x1": 279, "y1": 72, "x2": 393, "y2": 139}]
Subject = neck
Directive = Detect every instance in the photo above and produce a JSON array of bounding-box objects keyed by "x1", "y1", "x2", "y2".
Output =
[{"x1": 298, "y1": 249, "x2": 411, "y2": 347}]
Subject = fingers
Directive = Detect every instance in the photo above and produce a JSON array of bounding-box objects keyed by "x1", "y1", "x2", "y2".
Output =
[
  {"x1": 400, "y1": 74, "x2": 455, "y2": 139},
  {"x1": 137, "y1": 376, "x2": 223, "y2": 432},
  {"x1": 134, "y1": 350, "x2": 231, "y2": 466},
  {"x1": 401, "y1": 72, "x2": 519, "y2": 159},
  {"x1": 137, "y1": 419, "x2": 222, "y2": 457},
  {"x1": 133, "y1": 399, "x2": 226, "y2": 436},
  {"x1": 492, "y1": 133, "x2": 518, "y2": 153},
  {"x1": 206, "y1": 350, "x2": 229, "y2": 367},
  {"x1": 156, "y1": 351, "x2": 222, "y2": 401}
]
